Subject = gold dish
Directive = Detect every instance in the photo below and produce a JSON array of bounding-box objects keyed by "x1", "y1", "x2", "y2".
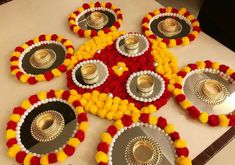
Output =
[
  {"x1": 124, "y1": 35, "x2": 140, "y2": 50},
  {"x1": 158, "y1": 18, "x2": 182, "y2": 37},
  {"x1": 136, "y1": 75, "x2": 155, "y2": 96},
  {"x1": 30, "y1": 110, "x2": 65, "y2": 142},
  {"x1": 202, "y1": 79, "x2": 223, "y2": 99},
  {"x1": 29, "y1": 49, "x2": 56, "y2": 69},
  {"x1": 86, "y1": 11, "x2": 109, "y2": 30},
  {"x1": 81, "y1": 63, "x2": 99, "y2": 84}
]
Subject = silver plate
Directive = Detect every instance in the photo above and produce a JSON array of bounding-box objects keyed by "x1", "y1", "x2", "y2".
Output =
[
  {"x1": 111, "y1": 125, "x2": 175, "y2": 165},
  {"x1": 183, "y1": 72, "x2": 235, "y2": 115}
]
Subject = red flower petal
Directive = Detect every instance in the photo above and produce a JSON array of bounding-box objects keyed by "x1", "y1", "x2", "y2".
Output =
[
  {"x1": 91, "y1": 30, "x2": 98, "y2": 37},
  {"x1": 159, "y1": 8, "x2": 166, "y2": 13},
  {"x1": 51, "y1": 34, "x2": 58, "y2": 41},
  {"x1": 38, "y1": 34, "x2": 46, "y2": 41},
  {"x1": 105, "y1": 2, "x2": 112, "y2": 9},
  {"x1": 73, "y1": 100, "x2": 81, "y2": 107},
  {"x1": 57, "y1": 64, "x2": 67, "y2": 72},
  {"x1": 227, "y1": 115, "x2": 235, "y2": 126},
  {"x1": 15, "y1": 46, "x2": 24, "y2": 53},
  {"x1": 176, "y1": 38, "x2": 183, "y2": 45},
  {"x1": 162, "y1": 38, "x2": 170, "y2": 45},
  {"x1": 177, "y1": 71, "x2": 187, "y2": 78},
  {"x1": 26, "y1": 40, "x2": 34, "y2": 46},
  {"x1": 78, "y1": 29, "x2": 85, "y2": 37},
  {"x1": 95, "y1": 2, "x2": 101, "y2": 7},
  {"x1": 82, "y1": 3, "x2": 90, "y2": 9},
  {"x1": 62, "y1": 90, "x2": 70, "y2": 100},
  {"x1": 187, "y1": 64, "x2": 198, "y2": 70},
  {"x1": 142, "y1": 17, "x2": 150, "y2": 24},
  {"x1": 187, "y1": 34, "x2": 195, "y2": 41}
]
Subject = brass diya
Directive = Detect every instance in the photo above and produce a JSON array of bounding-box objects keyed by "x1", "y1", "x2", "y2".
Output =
[
  {"x1": 81, "y1": 63, "x2": 99, "y2": 85},
  {"x1": 124, "y1": 35, "x2": 140, "y2": 54},
  {"x1": 158, "y1": 18, "x2": 182, "y2": 37},
  {"x1": 29, "y1": 49, "x2": 56, "y2": 69},
  {"x1": 136, "y1": 75, "x2": 155, "y2": 97},
  {"x1": 125, "y1": 136, "x2": 162, "y2": 165},
  {"x1": 86, "y1": 11, "x2": 109, "y2": 30},
  {"x1": 202, "y1": 79, "x2": 223, "y2": 99},
  {"x1": 30, "y1": 110, "x2": 65, "y2": 142}
]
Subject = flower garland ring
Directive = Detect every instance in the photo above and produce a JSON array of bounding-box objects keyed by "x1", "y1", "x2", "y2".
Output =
[
  {"x1": 10, "y1": 34, "x2": 75, "y2": 84},
  {"x1": 68, "y1": 1, "x2": 123, "y2": 38},
  {"x1": 72, "y1": 59, "x2": 109, "y2": 89},
  {"x1": 173, "y1": 60, "x2": 235, "y2": 127},
  {"x1": 6, "y1": 89, "x2": 88, "y2": 164},
  {"x1": 142, "y1": 7, "x2": 201, "y2": 47},
  {"x1": 95, "y1": 114, "x2": 192, "y2": 165}
]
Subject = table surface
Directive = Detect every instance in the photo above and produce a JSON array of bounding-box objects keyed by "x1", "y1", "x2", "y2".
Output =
[{"x1": 0, "y1": 0, "x2": 234, "y2": 164}]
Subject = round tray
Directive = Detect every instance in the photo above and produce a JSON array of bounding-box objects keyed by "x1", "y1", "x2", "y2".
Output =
[
  {"x1": 10, "y1": 34, "x2": 75, "y2": 84},
  {"x1": 68, "y1": 2, "x2": 123, "y2": 38},
  {"x1": 173, "y1": 60, "x2": 235, "y2": 126},
  {"x1": 6, "y1": 89, "x2": 88, "y2": 164},
  {"x1": 95, "y1": 114, "x2": 191, "y2": 165},
  {"x1": 142, "y1": 7, "x2": 201, "y2": 47}
]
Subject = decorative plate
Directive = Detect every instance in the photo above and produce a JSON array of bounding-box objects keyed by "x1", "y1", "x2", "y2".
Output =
[
  {"x1": 10, "y1": 34, "x2": 75, "y2": 84},
  {"x1": 6, "y1": 89, "x2": 88, "y2": 164},
  {"x1": 173, "y1": 60, "x2": 235, "y2": 126},
  {"x1": 142, "y1": 7, "x2": 201, "y2": 47}
]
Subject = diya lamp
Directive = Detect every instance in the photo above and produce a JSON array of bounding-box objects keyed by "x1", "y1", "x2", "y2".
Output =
[
  {"x1": 81, "y1": 63, "x2": 99, "y2": 85},
  {"x1": 136, "y1": 75, "x2": 155, "y2": 97},
  {"x1": 202, "y1": 79, "x2": 223, "y2": 99},
  {"x1": 86, "y1": 11, "x2": 108, "y2": 30},
  {"x1": 158, "y1": 18, "x2": 182, "y2": 37},
  {"x1": 124, "y1": 35, "x2": 140, "y2": 54}
]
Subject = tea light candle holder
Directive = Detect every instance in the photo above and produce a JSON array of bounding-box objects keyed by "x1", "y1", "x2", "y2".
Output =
[
  {"x1": 124, "y1": 35, "x2": 140, "y2": 54},
  {"x1": 136, "y1": 75, "x2": 155, "y2": 96},
  {"x1": 81, "y1": 63, "x2": 99, "y2": 85},
  {"x1": 158, "y1": 18, "x2": 182, "y2": 37},
  {"x1": 202, "y1": 79, "x2": 223, "y2": 99},
  {"x1": 30, "y1": 110, "x2": 65, "y2": 142},
  {"x1": 86, "y1": 11, "x2": 108, "y2": 30},
  {"x1": 30, "y1": 49, "x2": 56, "y2": 69}
]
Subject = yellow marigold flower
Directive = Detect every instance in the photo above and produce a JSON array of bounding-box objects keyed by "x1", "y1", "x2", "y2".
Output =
[
  {"x1": 96, "y1": 151, "x2": 108, "y2": 163},
  {"x1": 8, "y1": 144, "x2": 21, "y2": 157},
  {"x1": 21, "y1": 99, "x2": 31, "y2": 109},
  {"x1": 101, "y1": 133, "x2": 112, "y2": 144},
  {"x1": 199, "y1": 112, "x2": 209, "y2": 123},
  {"x1": 112, "y1": 62, "x2": 128, "y2": 76},
  {"x1": 57, "y1": 150, "x2": 68, "y2": 162},
  {"x1": 219, "y1": 115, "x2": 229, "y2": 126},
  {"x1": 176, "y1": 156, "x2": 192, "y2": 165},
  {"x1": 24, "y1": 153, "x2": 34, "y2": 165},
  {"x1": 164, "y1": 124, "x2": 175, "y2": 134},
  {"x1": 212, "y1": 62, "x2": 220, "y2": 70},
  {"x1": 40, "y1": 155, "x2": 49, "y2": 165},
  {"x1": 174, "y1": 139, "x2": 187, "y2": 148}
]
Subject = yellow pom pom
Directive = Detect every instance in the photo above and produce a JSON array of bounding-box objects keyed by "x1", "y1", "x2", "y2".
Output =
[
  {"x1": 90, "y1": 105, "x2": 98, "y2": 115},
  {"x1": 10, "y1": 60, "x2": 19, "y2": 66},
  {"x1": 33, "y1": 37, "x2": 39, "y2": 43},
  {"x1": 8, "y1": 144, "x2": 21, "y2": 157},
  {"x1": 199, "y1": 112, "x2": 208, "y2": 123},
  {"x1": 168, "y1": 84, "x2": 175, "y2": 92},
  {"x1": 219, "y1": 115, "x2": 229, "y2": 126},
  {"x1": 176, "y1": 156, "x2": 192, "y2": 165},
  {"x1": 164, "y1": 124, "x2": 175, "y2": 134},
  {"x1": 106, "y1": 111, "x2": 115, "y2": 120},
  {"x1": 6, "y1": 130, "x2": 16, "y2": 140},
  {"x1": 196, "y1": 61, "x2": 206, "y2": 69},
  {"x1": 212, "y1": 62, "x2": 220, "y2": 70},
  {"x1": 182, "y1": 37, "x2": 190, "y2": 46},
  {"x1": 173, "y1": 88, "x2": 183, "y2": 97},
  {"x1": 174, "y1": 139, "x2": 187, "y2": 148},
  {"x1": 45, "y1": 35, "x2": 51, "y2": 41},
  {"x1": 21, "y1": 99, "x2": 31, "y2": 109},
  {"x1": 113, "y1": 97, "x2": 121, "y2": 104},
  {"x1": 166, "y1": 7, "x2": 172, "y2": 13},
  {"x1": 19, "y1": 74, "x2": 30, "y2": 83},
  {"x1": 179, "y1": 8, "x2": 187, "y2": 15},
  {"x1": 9, "y1": 114, "x2": 20, "y2": 122},
  {"x1": 78, "y1": 7, "x2": 84, "y2": 12},
  {"x1": 183, "y1": 66, "x2": 191, "y2": 73},
  {"x1": 148, "y1": 104, "x2": 157, "y2": 113},
  {"x1": 21, "y1": 43, "x2": 29, "y2": 49},
  {"x1": 187, "y1": 15, "x2": 195, "y2": 21},
  {"x1": 95, "y1": 151, "x2": 108, "y2": 163},
  {"x1": 82, "y1": 93, "x2": 91, "y2": 100},
  {"x1": 84, "y1": 30, "x2": 92, "y2": 38},
  {"x1": 80, "y1": 122, "x2": 89, "y2": 131},
  {"x1": 57, "y1": 150, "x2": 68, "y2": 162},
  {"x1": 149, "y1": 116, "x2": 158, "y2": 125},
  {"x1": 169, "y1": 39, "x2": 176, "y2": 48},
  {"x1": 12, "y1": 51, "x2": 21, "y2": 57},
  {"x1": 51, "y1": 68, "x2": 62, "y2": 77},
  {"x1": 226, "y1": 68, "x2": 234, "y2": 76},
  {"x1": 38, "y1": 91, "x2": 47, "y2": 100},
  {"x1": 180, "y1": 100, "x2": 192, "y2": 109},
  {"x1": 68, "y1": 138, "x2": 80, "y2": 147},
  {"x1": 110, "y1": 26, "x2": 117, "y2": 32},
  {"x1": 114, "y1": 120, "x2": 124, "y2": 129},
  {"x1": 113, "y1": 111, "x2": 124, "y2": 120},
  {"x1": 55, "y1": 90, "x2": 64, "y2": 99},
  {"x1": 35, "y1": 74, "x2": 46, "y2": 81},
  {"x1": 101, "y1": 133, "x2": 112, "y2": 144},
  {"x1": 40, "y1": 155, "x2": 49, "y2": 165},
  {"x1": 24, "y1": 153, "x2": 34, "y2": 165},
  {"x1": 145, "y1": 30, "x2": 152, "y2": 37},
  {"x1": 192, "y1": 21, "x2": 200, "y2": 27},
  {"x1": 75, "y1": 106, "x2": 85, "y2": 114}
]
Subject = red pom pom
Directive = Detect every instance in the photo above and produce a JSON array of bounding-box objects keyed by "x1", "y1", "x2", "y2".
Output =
[
  {"x1": 113, "y1": 21, "x2": 120, "y2": 28},
  {"x1": 51, "y1": 34, "x2": 58, "y2": 41},
  {"x1": 97, "y1": 142, "x2": 109, "y2": 153},
  {"x1": 170, "y1": 131, "x2": 180, "y2": 141},
  {"x1": 29, "y1": 95, "x2": 39, "y2": 104},
  {"x1": 162, "y1": 38, "x2": 170, "y2": 45},
  {"x1": 99, "y1": 163, "x2": 108, "y2": 165},
  {"x1": 176, "y1": 38, "x2": 183, "y2": 45},
  {"x1": 16, "y1": 151, "x2": 27, "y2": 164},
  {"x1": 30, "y1": 156, "x2": 40, "y2": 165},
  {"x1": 159, "y1": 8, "x2": 166, "y2": 13},
  {"x1": 7, "y1": 121, "x2": 17, "y2": 130},
  {"x1": 10, "y1": 56, "x2": 19, "y2": 62},
  {"x1": 208, "y1": 115, "x2": 219, "y2": 126},
  {"x1": 6, "y1": 138, "x2": 17, "y2": 148},
  {"x1": 95, "y1": 1, "x2": 101, "y2": 7},
  {"x1": 149, "y1": 34, "x2": 157, "y2": 39},
  {"x1": 148, "y1": 12, "x2": 155, "y2": 17},
  {"x1": 231, "y1": 72, "x2": 235, "y2": 80},
  {"x1": 142, "y1": 17, "x2": 150, "y2": 24},
  {"x1": 177, "y1": 71, "x2": 187, "y2": 78},
  {"x1": 44, "y1": 71, "x2": 54, "y2": 81},
  {"x1": 13, "y1": 107, "x2": 25, "y2": 115},
  {"x1": 107, "y1": 125, "x2": 118, "y2": 137},
  {"x1": 176, "y1": 147, "x2": 189, "y2": 157},
  {"x1": 78, "y1": 29, "x2": 85, "y2": 37},
  {"x1": 16, "y1": 72, "x2": 23, "y2": 80},
  {"x1": 73, "y1": 100, "x2": 81, "y2": 107},
  {"x1": 91, "y1": 30, "x2": 98, "y2": 37},
  {"x1": 82, "y1": 3, "x2": 90, "y2": 9},
  {"x1": 139, "y1": 113, "x2": 149, "y2": 123},
  {"x1": 175, "y1": 94, "x2": 186, "y2": 103},
  {"x1": 187, "y1": 64, "x2": 198, "y2": 70},
  {"x1": 187, "y1": 106, "x2": 200, "y2": 119},
  {"x1": 184, "y1": 11, "x2": 190, "y2": 17},
  {"x1": 193, "y1": 26, "x2": 201, "y2": 33},
  {"x1": 105, "y1": 2, "x2": 112, "y2": 9},
  {"x1": 103, "y1": 27, "x2": 111, "y2": 34},
  {"x1": 74, "y1": 130, "x2": 85, "y2": 141},
  {"x1": 11, "y1": 66, "x2": 19, "y2": 71},
  {"x1": 28, "y1": 77, "x2": 37, "y2": 85},
  {"x1": 62, "y1": 90, "x2": 70, "y2": 100},
  {"x1": 187, "y1": 34, "x2": 195, "y2": 41},
  {"x1": 57, "y1": 64, "x2": 67, "y2": 72},
  {"x1": 205, "y1": 60, "x2": 212, "y2": 68},
  {"x1": 47, "y1": 90, "x2": 56, "y2": 98},
  {"x1": 48, "y1": 153, "x2": 57, "y2": 164},
  {"x1": 157, "y1": 117, "x2": 167, "y2": 129},
  {"x1": 39, "y1": 34, "x2": 46, "y2": 41},
  {"x1": 117, "y1": 14, "x2": 123, "y2": 19},
  {"x1": 174, "y1": 83, "x2": 182, "y2": 89},
  {"x1": 227, "y1": 115, "x2": 235, "y2": 126},
  {"x1": 142, "y1": 26, "x2": 149, "y2": 32},
  {"x1": 219, "y1": 64, "x2": 229, "y2": 73},
  {"x1": 26, "y1": 40, "x2": 34, "y2": 46},
  {"x1": 66, "y1": 53, "x2": 72, "y2": 59},
  {"x1": 15, "y1": 46, "x2": 24, "y2": 53},
  {"x1": 70, "y1": 24, "x2": 76, "y2": 31},
  {"x1": 77, "y1": 113, "x2": 88, "y2": 123},
  {"x1": 63, "y1": 145, "x2": 75, "y2": 156},
  {"x1": 121, "y1": 115, "x2": 133, "y2": 127},
  {"x1": 172, "y1": 8, "x2": 178, "y2": 13}
]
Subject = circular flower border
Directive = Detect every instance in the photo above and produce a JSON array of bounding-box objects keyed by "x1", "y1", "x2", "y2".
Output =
[
  {"x1": 142, "y1": 7, "x2": 201, "y2": 47},
  {"x1": 173, "y1": 60, "x2": 235, "y2": 127},
  {"x1": 95, "y1": 114, "x2": 192, "y2": 165},
  {"x1": 6, "y1": 89, "x2": 88, "y2": 164},
  {"x1": 10, "y1": 34, "x2": 75, "y2": 85},
  {"x1": 68, "y1": 1, "x2": 123, "y2": 38}
]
